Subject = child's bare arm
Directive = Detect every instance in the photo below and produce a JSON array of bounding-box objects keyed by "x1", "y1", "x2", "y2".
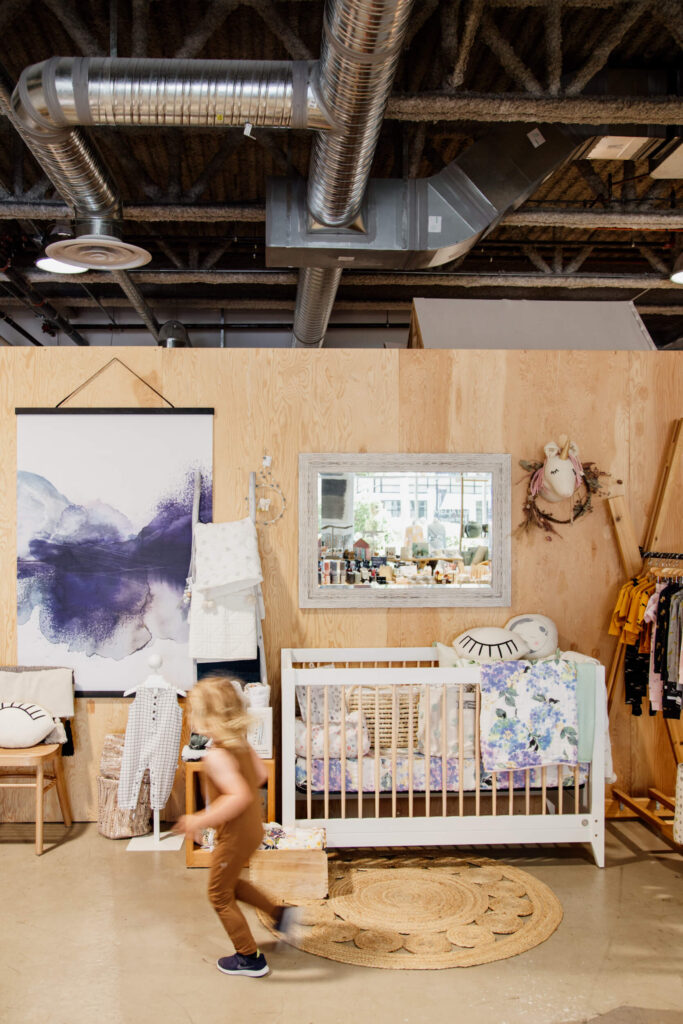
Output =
[
  {"x1": 249, "y1": 744, "x2": 269, "y2": 786},
  {"x1": 173, "y1": 748, "x2": 252, "y2": 835}
]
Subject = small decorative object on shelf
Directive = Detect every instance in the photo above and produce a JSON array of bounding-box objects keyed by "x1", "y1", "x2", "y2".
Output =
[
  {"x1": 244, "y1": 453, "x2": 287, "y2": 526},
  {"x1": 518, "y1": 434, "x2": 610, "y2": 538}
]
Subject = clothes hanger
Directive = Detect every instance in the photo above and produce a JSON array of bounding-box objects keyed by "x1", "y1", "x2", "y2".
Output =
[{"x1": 123, "y1": 653, "x2": 186, "y2": 697}]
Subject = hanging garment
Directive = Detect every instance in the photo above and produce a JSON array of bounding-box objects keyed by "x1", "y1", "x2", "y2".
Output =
[
  {"x1": 667, "y1": 590, "x2": 683, "y2": 685},
  {"x1": 644, "y1": 583, "x2": 665, "y2": 712},
  {"x1": 189, "y1": 589, "x2": 258, "y2": 661},
  {"x1": 479, "y1": 660, "x2": 578, "y2": 772},
  {"x1": 192, "y1": 519, "x2": 262, "y2": 599},
  {"x1": 118, "y1": 689, "x2": 183, "y2": 811},
  {"x1": 188, "y1": 518, "x2": 264, "y2": 661}
]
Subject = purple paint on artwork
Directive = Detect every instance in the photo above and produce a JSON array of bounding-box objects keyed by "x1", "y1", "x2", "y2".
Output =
[{"x1": 17, "y1": 469, "x2": 212, "y2": 660}]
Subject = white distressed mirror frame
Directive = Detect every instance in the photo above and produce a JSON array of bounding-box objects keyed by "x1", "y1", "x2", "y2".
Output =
[{"x1": 299, "y1": 453, "x2": 511, "y2": 609}]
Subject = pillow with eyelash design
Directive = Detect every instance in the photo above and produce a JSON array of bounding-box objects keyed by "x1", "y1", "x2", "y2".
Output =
[
  {"x1": 451, "y1": 627, "x2": 529, "y2": 663},
  {"x1": 0, "y1": 701, "x2": 55, "y2": 747}
]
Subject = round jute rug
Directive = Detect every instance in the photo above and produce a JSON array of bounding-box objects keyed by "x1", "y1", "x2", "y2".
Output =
[{"x1": 258, "y1": 853, "x2": 562, "y2": 970}]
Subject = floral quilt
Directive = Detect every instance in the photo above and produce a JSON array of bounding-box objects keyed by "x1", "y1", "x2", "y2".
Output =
[{"x1": 479, "y1": 660, "x2": 578, "y2": 771}]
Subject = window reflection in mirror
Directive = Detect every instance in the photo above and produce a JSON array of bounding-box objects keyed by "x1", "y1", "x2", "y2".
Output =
[
  {"x1": 299, "y1": 453, "x2": 510, "y2": 608},
  {"x1": 318, "y1": 471, "x2": 493, "y2": 589}
]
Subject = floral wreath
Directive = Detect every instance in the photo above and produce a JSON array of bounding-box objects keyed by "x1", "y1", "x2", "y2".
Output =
[{"x1": 518, "y1": 459, "x2": 610, "y2": 537}]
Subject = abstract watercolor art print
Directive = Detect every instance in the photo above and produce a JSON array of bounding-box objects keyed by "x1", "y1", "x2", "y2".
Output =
[{"x1": 16, "y1": 409, "x2": 212, "y2": 694}]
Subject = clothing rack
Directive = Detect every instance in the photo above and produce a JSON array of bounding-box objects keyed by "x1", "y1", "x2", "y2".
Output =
[{"x1": 607, "y1": 418, "x2": 682, "y2": 849}]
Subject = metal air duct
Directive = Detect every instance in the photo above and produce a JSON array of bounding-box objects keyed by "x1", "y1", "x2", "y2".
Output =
[
  {"x1": 291, "y1": 0, "x2": 416, "y2": 347},
  {"x1": 12, "y1": 57, "x2": 333, "y2": 270},
  {"x1": 268, "y1": 124, "x2": 584, "y2": 271}
]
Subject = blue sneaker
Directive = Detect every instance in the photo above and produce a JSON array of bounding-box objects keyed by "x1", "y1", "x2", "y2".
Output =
[{"x1": 216, "y1": 951, "x2": 269, "y2": 978}]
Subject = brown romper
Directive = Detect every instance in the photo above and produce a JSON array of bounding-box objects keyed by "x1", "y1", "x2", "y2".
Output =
[{"x1": 206, "y1": 745, "x2": 278, "y2": 955}]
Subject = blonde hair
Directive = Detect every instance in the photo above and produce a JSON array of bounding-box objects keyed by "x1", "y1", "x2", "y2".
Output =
[{"x1": 188, "y1": 675, "x2": 252, "y2": 750}]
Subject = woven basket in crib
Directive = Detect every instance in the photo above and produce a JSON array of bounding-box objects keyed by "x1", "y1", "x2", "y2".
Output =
[{"x1": 345, "y1": 686, "x2": 420, "y2": 752}]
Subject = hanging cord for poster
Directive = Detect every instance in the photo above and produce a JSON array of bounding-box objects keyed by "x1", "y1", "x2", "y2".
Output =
[{"x1": 54, "y1": 356, "x2": 175, "y2": 408}]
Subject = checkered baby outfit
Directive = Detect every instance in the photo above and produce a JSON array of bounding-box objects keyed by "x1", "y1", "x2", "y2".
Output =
[{"x1": 118, "y1": 688, "x2": 183, "y2": 811}]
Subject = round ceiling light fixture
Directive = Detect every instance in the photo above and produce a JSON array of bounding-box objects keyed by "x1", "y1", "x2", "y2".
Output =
[
  {"x1": 35, "y1": 255, "x2": 89, "y2": 274},
  {"x1": 45, "y1": 234, "x2": 152, "y2": 271},
  {"x1": 670, "y1": 254, "x2": 683, "y2": 285}
]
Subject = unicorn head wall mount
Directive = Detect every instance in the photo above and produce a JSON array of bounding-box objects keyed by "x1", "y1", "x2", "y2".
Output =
[
  {"x1": 531, "y1": 435, "x2": 584, "y2": 504},
  {"x1": 519, "y1": 434, "x2": 609, "y2": 537}
]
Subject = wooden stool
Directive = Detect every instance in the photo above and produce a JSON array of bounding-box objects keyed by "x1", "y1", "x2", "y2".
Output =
[{"x1": 0, "y1": 743, "x2": 73, "y2": 854}]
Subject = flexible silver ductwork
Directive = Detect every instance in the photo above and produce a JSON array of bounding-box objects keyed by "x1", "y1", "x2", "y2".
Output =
[
  {"x1": 291, "y1": 266, "x2": 343, "y2": 348},
  {"x1": 15, "y1": 57, "x2": 332, "y2": 132},
  {"x1": 9, "y1": 55, "x2": 335, "y2": 341},
  {"x1": 291, "y1": 0, "x2": 416, "y2": 347},
  {"x1": 308, "y1": 0, "x2": 414, "y2": 227},
  {"x1": 11, "y1": 57, "x2": 333, "y2": 271}
]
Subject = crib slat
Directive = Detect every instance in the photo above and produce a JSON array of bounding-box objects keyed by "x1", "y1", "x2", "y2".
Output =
[
  {"x1": 525, "y1": 769, "x2": 530, "y2": 815},
  {"x1": 492, "y1": 772, "x2": 497, "y2": 816},
  {"x1": 574, "y1": 764, "x2": 580, "y2": 813},
  {"x1": 508, "y1": 771, "x2": 514, "y2": 815},
  {"x1": 458, "y1": 684, "x2": 464, "y2": 818},
  {"x1": 374, "y1": 686, "x2": 380, "y2": 818},
  {"x1": 323, "y1": 685, "x2": 329, "y2": 820},
  {"x1": 408, "y1": 682, "x2": 414, "y2": 818},
  {"x1": 306, "y1": 686, "x2": 312, "y2": 820},
  {"x1": 442, "y1": 684, "x2": 447, "y2": 817},
  {"x1": 475, "y1": 685, "x2": 481, "y2": 817},
  {"x1": 558, "y1": 765, "x2": 563, "y2": 814},
  {"x1": 357, "y1": 685, "x2": 363, "y2": 819},
  {"x1": 542, "y1": 766, "x2": 547, "y2": 814},
  {"x1": 391, "y1": 685, "x2": 397, "y2": 818},
  {"x1": 424, "y1": 682, "x2": 431, "y2": 819},
  {"x1": 340, "y1": 683, "x2": 347, "y2": 820}
]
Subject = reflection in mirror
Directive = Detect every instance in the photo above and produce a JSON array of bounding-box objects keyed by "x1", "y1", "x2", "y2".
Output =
[
  {"x1": 299, "y1": 454, "x2": 511, "y2": 608},
  {"x1": 319, "y1": 471, "x2": 493, "y2": 588}
]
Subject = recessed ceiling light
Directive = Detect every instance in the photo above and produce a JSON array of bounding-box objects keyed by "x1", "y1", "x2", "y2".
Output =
[
  {"x1": 35, "y1": 256, "x2": 89, "y2": 274},
  {"x1": 670, "y1": 254, "x2": 683, "y2": 285}
]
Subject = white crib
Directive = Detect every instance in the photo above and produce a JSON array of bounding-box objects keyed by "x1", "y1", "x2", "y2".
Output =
[{"x1": 281, "y1": 647, "x2": 605, "y2": 866}]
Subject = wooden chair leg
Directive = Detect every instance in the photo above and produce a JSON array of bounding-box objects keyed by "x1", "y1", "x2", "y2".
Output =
[
  {"x1": 54, "y1": 751, "x2": 72, "y2": 827},
  {"x1": 35, "y1": 760, "x2": 44, "y2": 855}
]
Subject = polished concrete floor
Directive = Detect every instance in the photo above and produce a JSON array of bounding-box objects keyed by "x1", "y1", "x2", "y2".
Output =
[{"x1": 2, "y1": 821, "x2": 682, "y2": 1024}]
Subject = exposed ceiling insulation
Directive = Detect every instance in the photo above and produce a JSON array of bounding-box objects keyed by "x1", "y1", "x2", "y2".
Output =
[{"x1": 0, "y1": 0, "x2": 681, "y2": 348}]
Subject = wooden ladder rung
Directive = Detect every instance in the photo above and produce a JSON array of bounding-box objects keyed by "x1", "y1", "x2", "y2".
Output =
[
  {"x1": 647, "y1": 788, "x2": 676, "y2": 813},
  {"x1": 612, "y1": 787, "x2": 678, "y2": 846}
]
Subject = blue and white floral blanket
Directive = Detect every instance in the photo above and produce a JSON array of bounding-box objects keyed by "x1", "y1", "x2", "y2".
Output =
[{"x1": 479, "y1": 661, "x2": 578, "y2": 771}]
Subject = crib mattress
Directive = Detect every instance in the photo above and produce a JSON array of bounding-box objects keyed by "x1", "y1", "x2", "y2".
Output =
[{"x1": 295, "y1": 755, "x2": 588, "y2": 794}]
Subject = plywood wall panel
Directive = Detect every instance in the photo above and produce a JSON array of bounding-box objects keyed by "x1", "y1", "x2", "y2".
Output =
[{"x1": 0, "y1": 346, "x2": 681, "y2": 822}]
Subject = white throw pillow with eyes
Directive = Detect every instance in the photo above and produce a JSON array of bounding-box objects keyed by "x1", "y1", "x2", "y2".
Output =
[
  {"x1": 505, "y1": 613, "x2": 558, "y2": 660},
  {"x1": 0, "y1": 701, "x2": 55, "y2": 747},
  {"x1": 452, "y1": 627, "x2": 529, "y2": 663}
]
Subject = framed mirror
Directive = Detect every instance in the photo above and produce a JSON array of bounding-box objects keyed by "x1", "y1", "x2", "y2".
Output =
[{"x1": 299, "y1": 453, "x2": 511, "y2": 608}]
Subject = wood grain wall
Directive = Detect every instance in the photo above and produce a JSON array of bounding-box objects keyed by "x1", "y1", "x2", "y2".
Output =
[{"x1": 0, "y1": 347, "x2": 680, "y2": 822}]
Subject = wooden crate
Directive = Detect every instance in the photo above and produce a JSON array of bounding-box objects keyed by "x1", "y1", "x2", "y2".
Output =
[{"x1": 249, "y1": 850, "x2": 328, "y2": 904}]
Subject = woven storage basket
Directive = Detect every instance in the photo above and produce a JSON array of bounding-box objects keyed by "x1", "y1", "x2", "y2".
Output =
[
  {"x1": 346, "y1": 686, "x2": 420, "y2": 752},
  {"x1": 100, "y1": 732, "x2": 126, "y2": 779},
  {"x1": 97, "y1": 773, "x2": 151, "y2": 839}
]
